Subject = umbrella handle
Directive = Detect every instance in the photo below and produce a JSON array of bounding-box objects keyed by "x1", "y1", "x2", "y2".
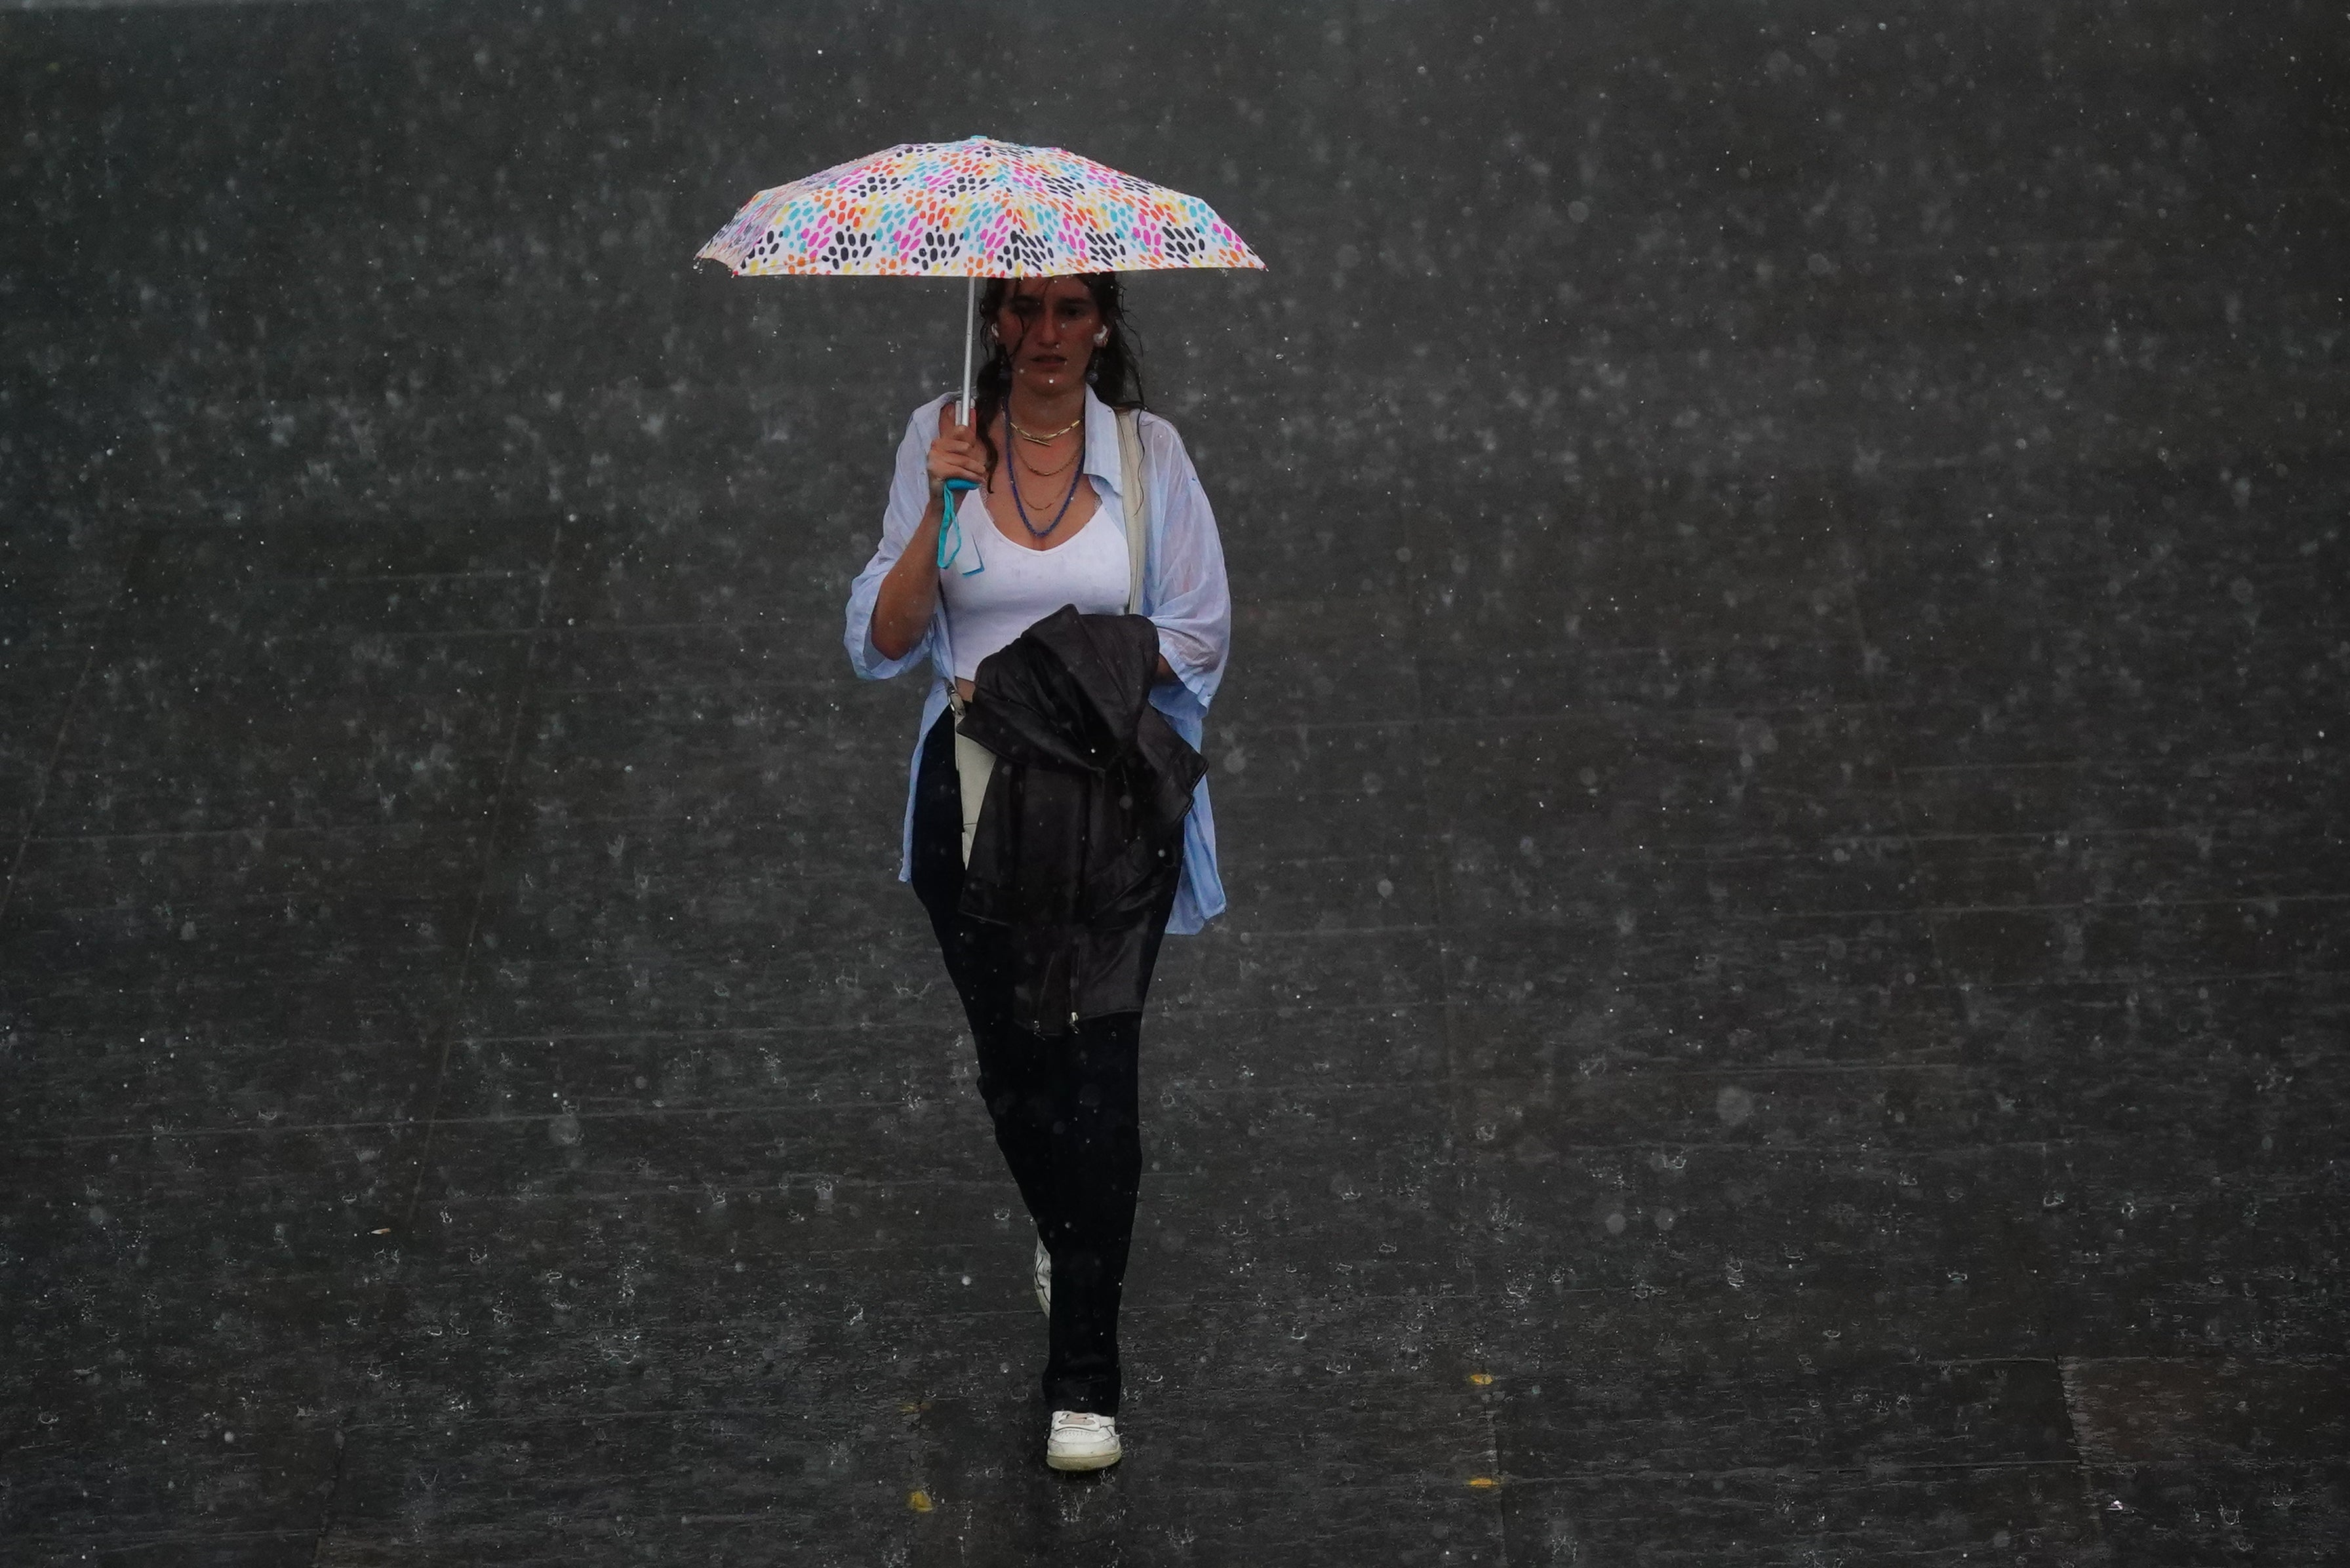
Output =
[
  {"x1": 938, "y1": 478, "x2": 983, "y2": 575},
  {"x1": 937, "y1": 277, "x2": 985, "y2": 574}
]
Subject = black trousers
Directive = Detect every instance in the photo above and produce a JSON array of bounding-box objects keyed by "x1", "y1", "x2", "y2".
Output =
[{"x1": 909, "y1": 708, "x2": 1176, "y2": 1417}]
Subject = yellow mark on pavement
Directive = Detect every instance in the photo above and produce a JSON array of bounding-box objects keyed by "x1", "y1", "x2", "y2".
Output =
[
  {"x1": 907, "y1": 1489, "x2": 934, "y2": 1513},
  {"x1": 1468, "y1": 1371, "x2": 1494, "y2": 1386}
]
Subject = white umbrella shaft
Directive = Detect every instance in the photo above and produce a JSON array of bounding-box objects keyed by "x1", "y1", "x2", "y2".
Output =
[{"x1": 959, "y1": 274, "x2": 975, "y2": 426}]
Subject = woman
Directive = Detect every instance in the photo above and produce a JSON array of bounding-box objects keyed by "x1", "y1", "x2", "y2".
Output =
[{"x1": 842, "y1": 272, "x2": 1231, "y2": 1471}]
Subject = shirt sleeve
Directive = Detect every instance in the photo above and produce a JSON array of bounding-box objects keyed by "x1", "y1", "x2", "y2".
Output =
[
  {"x1": 1139, "y1": 413, "x2": 1232, "y2": 709},
  {"x1": 843, "y1": 395, "x2": 953, "y2": 681}
]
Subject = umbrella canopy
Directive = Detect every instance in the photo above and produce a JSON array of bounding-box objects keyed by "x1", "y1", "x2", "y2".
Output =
[{"x1": 694, "y1": 134, "x2": 1265, "y2": 278}]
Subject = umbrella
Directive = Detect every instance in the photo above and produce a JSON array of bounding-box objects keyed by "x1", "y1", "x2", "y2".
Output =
[{"x1": 696, "y1": 135, "x2": 1264, "y2": 570}]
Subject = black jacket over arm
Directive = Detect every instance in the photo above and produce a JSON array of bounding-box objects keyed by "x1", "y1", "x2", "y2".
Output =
[{"x1": 955, "y1": 604, "x2": 1207, "y2": 1036}]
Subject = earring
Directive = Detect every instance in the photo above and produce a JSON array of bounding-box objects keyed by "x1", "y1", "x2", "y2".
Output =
[{"x1": 1093, "y1": 328, "x2": 1109, "y2": 345}]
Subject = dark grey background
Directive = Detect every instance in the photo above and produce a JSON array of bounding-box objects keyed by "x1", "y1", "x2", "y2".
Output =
[{"x1": 3, "y1": 1, "x2": 2345, "y2": 1563}]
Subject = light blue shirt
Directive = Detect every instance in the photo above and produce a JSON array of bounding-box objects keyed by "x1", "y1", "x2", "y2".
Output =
[{"x1": 842, "y1": 383, "x2": 1231, "y2": 933}]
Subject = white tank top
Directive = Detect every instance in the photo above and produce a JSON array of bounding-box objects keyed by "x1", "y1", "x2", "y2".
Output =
[{"x1": 940, "y1": 488, "x2": 1130, "y2": 681}]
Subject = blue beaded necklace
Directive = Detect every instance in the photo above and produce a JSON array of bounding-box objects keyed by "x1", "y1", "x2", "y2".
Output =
[{"x1": 1003, "y1": 407, "x2": 1086, "y2": 543}]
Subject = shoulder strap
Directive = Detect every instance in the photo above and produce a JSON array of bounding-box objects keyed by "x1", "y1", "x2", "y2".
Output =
[{"x1": 1115, "y1": 408, "x2": 1149, "y2": 616}]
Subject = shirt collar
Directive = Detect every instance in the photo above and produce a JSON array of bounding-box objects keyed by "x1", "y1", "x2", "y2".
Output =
[{"x1": 1081, "y1": 382, "x2": 1124, "y2": 496}]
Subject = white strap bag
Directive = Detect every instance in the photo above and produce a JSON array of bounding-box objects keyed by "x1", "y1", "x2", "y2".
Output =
[{"x1": 950, "y1": 409, "x2": 1151, "y2": 866}]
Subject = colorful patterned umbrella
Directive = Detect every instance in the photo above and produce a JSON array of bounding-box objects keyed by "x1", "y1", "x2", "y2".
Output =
[
  {"x1": 697, "y1": 134, "x2": 1264, "y2": 280},
  {"x1": 696, "y1": 134, "x2": 1263, "y2": 419},
  {"x1": 696, "y1": 135, "x2": 1264, "y2": 574}
]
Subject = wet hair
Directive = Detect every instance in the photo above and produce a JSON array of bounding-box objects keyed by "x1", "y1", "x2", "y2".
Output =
[{"x1": 968, "y1": 273, "x2": 1145, "y2": 480}]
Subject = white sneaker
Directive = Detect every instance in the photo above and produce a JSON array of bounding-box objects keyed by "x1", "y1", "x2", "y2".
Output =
[
  {"x1": 1045, "y1": 1409, "x2": 1121, "y2": 1471},
  {"x1": 1033, "y1": 1236, "x2": 1051, "y2": 1316}
]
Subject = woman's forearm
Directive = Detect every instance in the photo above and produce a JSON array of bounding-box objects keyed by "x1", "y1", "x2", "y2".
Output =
[{"x1": 869, "y1": 497, "x2": 945, "y2": 661}]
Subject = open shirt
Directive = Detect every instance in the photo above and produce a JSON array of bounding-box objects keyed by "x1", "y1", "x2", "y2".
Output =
[{"x1": 843, "y1": 383, "x2": 1231, "y2": 933}]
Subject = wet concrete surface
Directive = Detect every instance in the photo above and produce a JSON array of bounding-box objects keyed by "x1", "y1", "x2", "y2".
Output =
[{"x1": 3, "y1": 1, "x2": 2345, "y2": 1562}]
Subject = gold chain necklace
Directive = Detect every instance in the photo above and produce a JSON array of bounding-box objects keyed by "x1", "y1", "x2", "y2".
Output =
[
  {"x1": 1008, "y1": 413, "x2": 1084, "y2": 445},
  {"x1": 1014, "y1": 444, "x2": 1081, "y2": 479},
  {"x1": 1003, "y1": 406, "x2": 1086, "y2": 541}
]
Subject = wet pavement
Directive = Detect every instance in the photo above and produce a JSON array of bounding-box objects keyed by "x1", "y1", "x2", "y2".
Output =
[{"x1": 3, "y1": 1, "x2": 2345, "y2": 1562}]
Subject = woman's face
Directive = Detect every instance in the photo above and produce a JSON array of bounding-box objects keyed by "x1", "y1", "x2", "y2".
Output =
[{"x1": 994, "y1": 276, "x2": 1104, "y2": 398}]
